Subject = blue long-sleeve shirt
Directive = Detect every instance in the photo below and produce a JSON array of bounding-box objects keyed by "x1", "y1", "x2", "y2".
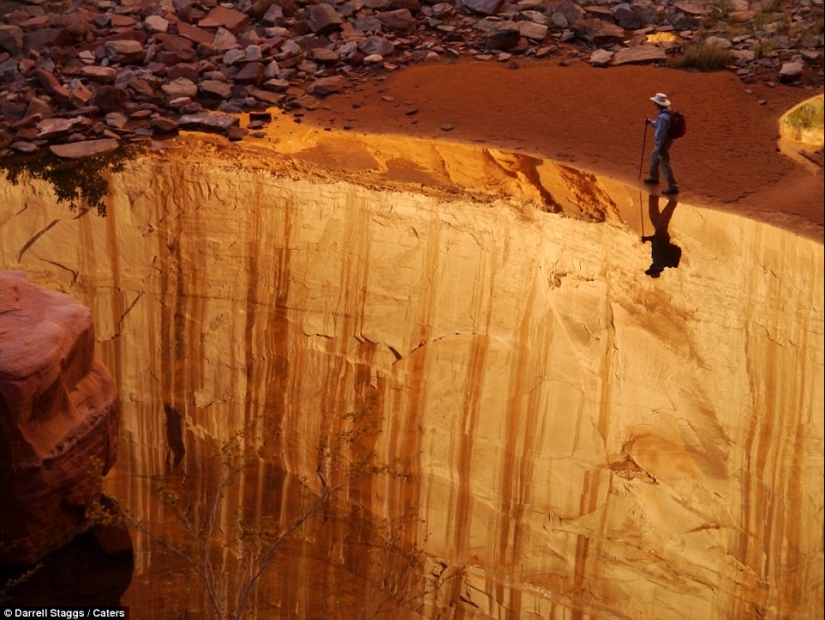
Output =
[{"x1": 651, "y1": 109, "x2": 672, "y2": 148}]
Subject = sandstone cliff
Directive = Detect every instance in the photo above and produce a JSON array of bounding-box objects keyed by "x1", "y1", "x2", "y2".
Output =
[
  {"x1": 0, "y1": 134, "x2": 822, "y2": 618},
  {"x1": 0, "y1": 271, "x2": 120, "y2": 566}
]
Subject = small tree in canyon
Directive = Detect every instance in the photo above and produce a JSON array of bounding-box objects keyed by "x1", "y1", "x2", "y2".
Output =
[{"x1": 95, "y1": 410, "x2": 459, "y2": 620}]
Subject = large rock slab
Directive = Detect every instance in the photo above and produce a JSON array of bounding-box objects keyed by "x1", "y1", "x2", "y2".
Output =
[
  {"x1": 49, "y1": 139, "x2": 120, "y2": 159},
  {"x1": 178, "y1": 112, "x2": 240, "y2": 133},
  {"x1": 198, "y1": 5, "x2": 252, "y2": 33},
  {"x1": 611, "y1": 45, "x2": 667, "y2": 65},
  {"x1": 0, "y1": 271, "x2": 120, "y2": 566}
]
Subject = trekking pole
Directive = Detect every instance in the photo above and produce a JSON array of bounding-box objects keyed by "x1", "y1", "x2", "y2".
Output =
[
  {"x1": 639, "y1": 190, "x2": 645, "y2": 240},
  {"x1": 638, "y1": 119, "x2": 648, "y2": 179}
]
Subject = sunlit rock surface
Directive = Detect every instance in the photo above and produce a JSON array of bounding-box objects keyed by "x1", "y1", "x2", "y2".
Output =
[
  {"x1": 0, "y1": 271, "x2": 120, "y2": 565},
  {"x1": 0, "y1": 127, "x2": 822, "y2": 618}
]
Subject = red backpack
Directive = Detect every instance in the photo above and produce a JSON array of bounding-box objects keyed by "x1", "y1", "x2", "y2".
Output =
[{"x1": 668, "y1": 110, "x2": 687, "y2": 140}]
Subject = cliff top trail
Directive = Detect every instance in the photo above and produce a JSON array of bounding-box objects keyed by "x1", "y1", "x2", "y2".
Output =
[{"x1": 294, "y1": 60, "x2": 824, "y2": 242}]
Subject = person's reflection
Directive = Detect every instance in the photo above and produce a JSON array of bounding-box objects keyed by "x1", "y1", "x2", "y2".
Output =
[{"x1": 641, "y1": 194, "x2": 681, "y2": 278}]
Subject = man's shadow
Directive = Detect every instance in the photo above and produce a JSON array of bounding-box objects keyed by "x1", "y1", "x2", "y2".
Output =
[{"x1": 641, "y1": 194, "x2": 681, "y2": 278}]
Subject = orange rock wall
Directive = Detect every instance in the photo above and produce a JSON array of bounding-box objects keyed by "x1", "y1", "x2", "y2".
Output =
[{"x1": 1, "y1": 139, "x2": 822, "y2": 618}]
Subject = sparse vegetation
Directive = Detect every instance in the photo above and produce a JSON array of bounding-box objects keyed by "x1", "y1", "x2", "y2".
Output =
[
  {"x1": 0, "y1": 147, "x2": 134, "y2": 216},
  {"x1": 92, "y1": 413, "x2": 461, "y2": 620},
  {"x1": 706, "y1": 0, "x2": 731, "y2": 22},
  {"x1": 783, "y1": 96, "x2": 825, "y2": 132},
  {"x1": 752, "y1": 39, "x2": 778, "y2": 58},
  {"x1": 667, "y1": 40, "x2": 736, "y2": 70}
]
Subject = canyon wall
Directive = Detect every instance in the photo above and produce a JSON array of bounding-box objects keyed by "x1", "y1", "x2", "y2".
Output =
[{"x1": 1, "y1": 137, "x2": 822, "y2": 619}]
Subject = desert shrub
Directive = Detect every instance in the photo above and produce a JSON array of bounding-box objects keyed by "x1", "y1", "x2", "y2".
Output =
[
  {"x1": 752, "y1": 39, "x2": 777, "y2": 57},
  {"x1": 0, "y1": 147, "x2": 133, "y2": 216},
  {"x1": 784, "y1": 97, "x2": 825, "y2": 132},
  {"x1": 667, "y1": 41, "x2": 736, "y2": 70}
]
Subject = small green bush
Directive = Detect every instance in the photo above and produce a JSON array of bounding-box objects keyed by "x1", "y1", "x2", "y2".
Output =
[
  {"x1": 784, "y1": 97, "x2": 825, "y2": 132},
  {"x1": 752, "y1": 39, "x2": 778, "y2": 58},
  {"x1": 667, "y1": 41, "x2": 736, "y2": 70}
]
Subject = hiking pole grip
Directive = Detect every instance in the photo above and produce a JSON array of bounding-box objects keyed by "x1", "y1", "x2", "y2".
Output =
[{"x1": 638, "y1": 119, "x2": 648, "y2": 179}]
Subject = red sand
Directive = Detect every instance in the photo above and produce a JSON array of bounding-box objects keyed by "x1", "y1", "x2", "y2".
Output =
[{"x1": 305, "y1": 60, "x2": 824, "y2": 241}]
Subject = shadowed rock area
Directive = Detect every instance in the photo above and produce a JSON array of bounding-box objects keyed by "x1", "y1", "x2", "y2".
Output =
[{"x1": 0, "y1": 134, "x2": 822, "y2": 617}]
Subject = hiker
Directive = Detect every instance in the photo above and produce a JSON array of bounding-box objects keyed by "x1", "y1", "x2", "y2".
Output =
[
  {"x1": 641, "y1": 194, "x2": 680, "y2": 278},
  {"x1": 644, "y1": 93, "x2": 679, "y2": 195}
]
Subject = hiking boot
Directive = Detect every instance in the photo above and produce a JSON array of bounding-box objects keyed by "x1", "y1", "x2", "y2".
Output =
[
  {"x1": 662, "y1": 187, "x2": 679, "y2": 195},
  {"x1": 643, "y1": 177, "x2": 659, "y2": 185}
]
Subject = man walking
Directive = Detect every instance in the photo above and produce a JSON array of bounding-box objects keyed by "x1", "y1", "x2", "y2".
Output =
[{"x1": 644, "y1": 93, "x2": 679, "y2": 195}]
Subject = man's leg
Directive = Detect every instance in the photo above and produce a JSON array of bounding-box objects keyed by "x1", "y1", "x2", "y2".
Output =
[
  {"x1": 646, "y1": 150, "x2": 661, "y2": 183},
  {"x1": 659, "y1": 144, "x2": 678, "y2": 190}
]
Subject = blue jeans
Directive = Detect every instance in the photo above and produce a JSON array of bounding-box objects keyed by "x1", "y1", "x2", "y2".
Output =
[{"x1": 650, "y1": 140, "x2": 678, "y2": 188}]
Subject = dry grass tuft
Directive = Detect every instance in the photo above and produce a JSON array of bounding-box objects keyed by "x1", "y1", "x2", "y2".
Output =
[{"x1": 667, "y1": 41, "x2": 736, "y2": 71}]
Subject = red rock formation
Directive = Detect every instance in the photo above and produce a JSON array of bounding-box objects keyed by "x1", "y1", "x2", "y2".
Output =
[{"x1": 0, "y1": 271, "x2": 119, "y2": 566}]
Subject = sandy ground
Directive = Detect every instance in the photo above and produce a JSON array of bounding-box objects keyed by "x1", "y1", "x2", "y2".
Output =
[{"x1": 297, "y1": 60, "x2": 824, "y2": 242}]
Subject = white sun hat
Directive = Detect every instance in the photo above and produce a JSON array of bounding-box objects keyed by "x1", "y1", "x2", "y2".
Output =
[{"x1": 650, "y1": 93, "x2": 671, "y2": 107}]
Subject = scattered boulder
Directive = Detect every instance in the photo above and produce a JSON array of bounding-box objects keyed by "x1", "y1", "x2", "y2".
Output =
[
  {"x1": 308, "y1": 75, "x2": 346, "y2": 96},
  {"x1": 90, "y1": 86, "x2": 131, "y2": 113},
  {"x1": 162, "y1": 78, "x2": 198, "y2": 99},
  {"x1": 234, "y1": 62, "x2": 265, "y2": 86},
  {"x1": 376, "y1": 9, "x2": 415, "y2": 33},
  {"x1": 486, "y1": 21, "x2": 521, "y2": 51},
  {"x1": 104, "y1": 40, "x2": 145, "y2": 64},
  {"x1": 305, "y1": 4, "x2": 344, "y2": 35},
  {"x1": 144, "y1": 15, "x2": 170, "y2": 34},
  {"x1": 311, "y1": 48, "x2": 340, "y2": 64},
  {"x1": 0, "y1": 25, "x2": 24, "y2": 57},
  {"x1": 201, "y1": 80, "x2": 232, "y2": 98},
  {"x1": 262, "y1": 4, "x2": 285, "y2": 26},
  {"x1": 612, "y1": 3, "x2": 642, "y2": 30},
  {"x1": 518, "y1": 21, "x2": 548, "y2": 42},
  {"x1": 198, "y1": 5, "x2": 252, "y2": 34},
  {"x1": 463, "y1": 0, "x2": 504, "y2": 16},
  {"x1": 359, "y1": 36, "x2": 395, "y2": 57},
  {"x1": 80, "y1": 66, "x2": 118, "y2": 84},
  {"x1": 778, "y1": 61, "x2": 804, "y2": 82},
  {"x1": 582, "y1": 19, "x2": 626, "y2": 46},
  {"x1": 590, "y1": 49, "x2": 614, "y2": 67}
]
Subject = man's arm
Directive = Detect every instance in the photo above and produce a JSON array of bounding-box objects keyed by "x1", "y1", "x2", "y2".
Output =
[{"x1": 654, "y1": 111, "x2": 671, "y2": 143}]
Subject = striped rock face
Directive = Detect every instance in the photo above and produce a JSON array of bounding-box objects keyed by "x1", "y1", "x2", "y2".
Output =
[{"x1": 1, "y1": 131, "x2": 822, "y2": 618}]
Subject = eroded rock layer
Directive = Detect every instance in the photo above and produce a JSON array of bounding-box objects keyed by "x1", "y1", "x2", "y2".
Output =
[
  {"x1": 0, "y1": 271, "x2": 119, "y2": 566},
  {"x1": 0, "y1": 139, "x2": 822, "y2": 618}
]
